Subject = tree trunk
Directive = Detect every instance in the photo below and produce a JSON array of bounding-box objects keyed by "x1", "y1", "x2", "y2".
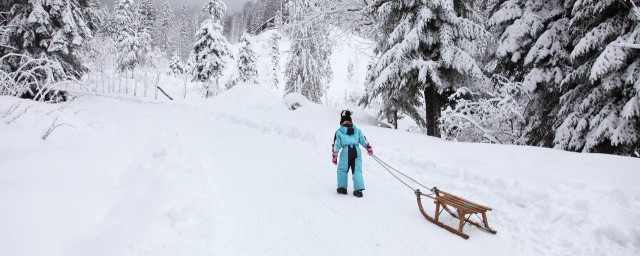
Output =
[
  {"x1": 143, "y1": 70, "x2": 148, "y2": 98},
  {"x1": 183, "y1": 74, "x2": 187, "y2": 99},
  {"x1": 101, "y1": 71, "x2": 105, "y2": 93},
  {"x1": 155, "y1": 68, "x2": 160, "y2": 100},
  {"x1": 394, "y1": 109, "x2": 398, "y2": 130},
  {"x1": 424, "y1": 85, "x2": 441, "y2": 137},
  {"x1": 133, "y1": 69, "x2": 137, "y2": 97}
]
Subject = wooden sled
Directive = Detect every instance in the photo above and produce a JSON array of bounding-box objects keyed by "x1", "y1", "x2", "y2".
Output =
[{"x1": 415, "y1": 188, "x2": 496, "y2": 239}]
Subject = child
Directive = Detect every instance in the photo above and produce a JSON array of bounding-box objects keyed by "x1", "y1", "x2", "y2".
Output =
[{"x1": 332, "y1": 110, "x2": 373, "y2": 197}]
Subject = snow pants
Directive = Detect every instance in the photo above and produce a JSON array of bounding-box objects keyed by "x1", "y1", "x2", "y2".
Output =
[{"x1": 337, "y1": 145, "x2": 365, "y2": 191}]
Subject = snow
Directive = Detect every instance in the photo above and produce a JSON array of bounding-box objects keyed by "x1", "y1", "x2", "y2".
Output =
[{"x1": 2, "y1": 84, "x2": 640, "y2": 256}]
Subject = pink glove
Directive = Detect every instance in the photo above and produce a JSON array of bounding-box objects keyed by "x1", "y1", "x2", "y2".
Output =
[
  {"x1": 332, "y1": 152, "x2": 338, "y2": 165},
  {"x1": 366, "y1": 144, "x2": 373, "y2": 156}
]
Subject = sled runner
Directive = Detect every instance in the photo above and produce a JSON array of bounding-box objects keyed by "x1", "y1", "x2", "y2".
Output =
[{"x1": 415, "y1": 188, "x2": 496, "y2": 239}]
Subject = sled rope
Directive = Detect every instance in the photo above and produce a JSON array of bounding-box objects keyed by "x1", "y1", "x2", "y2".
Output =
[{"x1": 371, "y1": 154, "x2": 433, "y2": 193}]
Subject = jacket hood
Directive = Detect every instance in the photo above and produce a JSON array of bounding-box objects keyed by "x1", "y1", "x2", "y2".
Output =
[{"x1": 338, "y1": 124, "x2": 358, "y2": 134}]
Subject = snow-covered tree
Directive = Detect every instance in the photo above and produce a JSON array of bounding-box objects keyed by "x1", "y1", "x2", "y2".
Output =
[
  {"x1": 252, "y1": 0, "x2": 267, "y2": 33},
  {"x1": 177, "y1": 5, "x2": 193, "y2": 61},
  {"x1": 156, "y1": 1, "x2": 175, "y2": 55},
  {"x1": 114, "y1": 0, "x2": 139, "y2": 71},
  {"x1": 283, "y1": 0, "x2": 332, "y2": 104},
  {"x1": 137, "y1": 0, "x2": 156, "y2": 35},
  {"x1": 554, "y1": 0, "x2": 640, "y2": 155},
  {"x1": 362, "y1": 0, "x2": 489, "y2": 136},
  {"x1": 347, "y1": 60, "x2": 354, "y2": 83},
  {"x1": 237, "y1": 33, "x2": 258, "y2": 84},
  {"x1": 486, "y1": 0, "x2": 571, "y2": 146},
  {"x1": 168, "y1": 54, "x2": 184, "y2": 76},
  {"x1": 1, "y1": 0, "x2": 99, "y2": 78},
  {"x1": 189, "y1": 0, "x2": 230, "y2": 98},
  {"x1": 269, "y1": 31, "x2": 281, "y2": 88}
]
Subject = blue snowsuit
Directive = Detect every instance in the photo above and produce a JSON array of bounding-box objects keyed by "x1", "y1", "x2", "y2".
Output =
[{"x1": 333, "y1": 125, "x2": 369, "y2": 191}]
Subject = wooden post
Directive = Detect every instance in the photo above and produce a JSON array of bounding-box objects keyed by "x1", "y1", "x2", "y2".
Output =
[
  {"x1": 482, "y1": 212, "x2": 490, "y2": 229},
  {"x1": 435, "y1": 202, "x2": 441, "y2": 222},
  {"x1": 155, "y1": 71, "x2": 159, "y2": 100},
  {"x1": 133, "y1": 68, "x2": 137, "y2": 97},
  {"x1": 143, "y1": 70, "x2": 148, "y2": 98},
  {"x1": 183, "y1": 73, "x2": 187, "y2": 99},
  {"x1": 118, "y1": 72, "x2": 122, "y2": 93},
  {"x1": 458, "y1": 211, "x2": 465, "y2": 233}
]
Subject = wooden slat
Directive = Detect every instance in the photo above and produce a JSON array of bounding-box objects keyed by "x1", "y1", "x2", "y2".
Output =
[
  {"x1": 439, "y1": 191, "x2": 492, "y2": 211},
  {"x1": 436, "y1": 195, "x2": 483, "y2": 214},
  {"x1": 439, "y1": 194, "x2": 485, "y2": 212}
]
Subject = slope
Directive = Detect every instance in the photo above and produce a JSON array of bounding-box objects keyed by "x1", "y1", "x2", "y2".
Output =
[{"x1": 0, "y1": 86, "x2": 639, "y2": 256}]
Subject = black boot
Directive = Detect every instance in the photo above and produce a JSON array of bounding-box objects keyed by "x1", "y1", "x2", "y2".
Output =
[
  {"x1": 353, "y1": 189, "x2": 363, "y2": 198},
  {"x1": 337, "y1": 187, "x2": 347, "y2": 195}
]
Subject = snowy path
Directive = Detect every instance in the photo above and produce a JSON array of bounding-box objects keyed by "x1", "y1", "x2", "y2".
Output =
[{"x1": 1, "y1": 88, "x2": 639, "y2": 256}]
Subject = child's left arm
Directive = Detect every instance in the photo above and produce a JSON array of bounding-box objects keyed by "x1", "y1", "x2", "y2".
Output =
[{"x1": 358, "y1": 130, "x2": 373, "y2": 155}]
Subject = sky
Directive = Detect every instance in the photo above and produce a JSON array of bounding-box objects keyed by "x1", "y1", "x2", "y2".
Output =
[{"x1": 100, "y1": 0, "x2": 251, "y2": 14}]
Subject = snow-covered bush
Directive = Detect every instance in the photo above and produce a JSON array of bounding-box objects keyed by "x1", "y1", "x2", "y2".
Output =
[
  {"x1": 440, "y1": 76, "x2": 528, "y2": 144},
  {"x1": 0, "y1": 53, "x2": 74, "y2": 103},
  {"x1": 283, "y1": 92, "x2": 311, "y2": 111},
  {"x1": 168, "y1": 55, "x2": 185, "y2": 76}
]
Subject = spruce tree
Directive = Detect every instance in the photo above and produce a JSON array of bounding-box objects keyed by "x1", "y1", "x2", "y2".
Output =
[
  {"x1": 237, "y1": 33, "x2": 258, "y2": 84},
  {"x1": 157, "y1": 1, "x2": 175, "y2": 55},
  {"x1": 168, "y1": 54, "x2": 184, "y2": 76},
  {"x1": 1, "y1": 0, "x2": 98, "y2": 78},
  {"x1": 114, "y1": 0, "x2": 145, "y2": 72},
  {"x1": 554, "y1": 0, "x2": 640, "y2": 155},
  {"x1": 283, "y1": 0, "x2": 332, "y2": 104},
  {"x1": 137, "y1": 0, "x2": 157, "y2": 35},
  {"x1": 362, "y1": 0, "x2": 489, "y2": 136},
  {"x1": 270, "y1": 31, "x2": 282, "y2": 88},
  {"x1": 190, "y1": 0, "x2": 230, "y2": 98},
  {"x1": 486, "y1": 0, "x2": 571, "y2": 146}
]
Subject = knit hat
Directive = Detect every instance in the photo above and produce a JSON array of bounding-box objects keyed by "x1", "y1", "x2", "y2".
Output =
[{"x1": 340, "y1": 110, "x2": 352, "y2": 124}]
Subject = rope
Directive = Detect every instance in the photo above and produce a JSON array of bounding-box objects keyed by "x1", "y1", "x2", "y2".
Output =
[{"x1": 370, "y1": 154, "x2": 435, "y2": 193}]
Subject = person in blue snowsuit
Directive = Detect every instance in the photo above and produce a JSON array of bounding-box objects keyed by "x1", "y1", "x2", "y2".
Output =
[{"x1": 332, "y1": 110, "x2": 373, "y2": 198}]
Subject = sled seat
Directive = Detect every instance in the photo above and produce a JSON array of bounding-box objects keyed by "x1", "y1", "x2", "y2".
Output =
[{"x1": 415, "y1": 188, "x2": 496, "y2": 239}]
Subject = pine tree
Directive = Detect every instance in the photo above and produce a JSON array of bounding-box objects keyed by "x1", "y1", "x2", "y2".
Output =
[
  {"x1": 237, "y1": 33, "x2": 258, "y2": 84},
  {"x1": 270, "y1": 31, "x2": 282, "y2": 88},
  {"x1": 1, "y1": 0, "x2": 98, "y2": 78},
  {"x1": 283, "y1": 0, "x2": 332, "y2": 104},
  {"x1": 114, "y1": 0, "x2": 146, "y2": 72},
  {"x1": 486, "y1": 0, "x2": 571, "y2": 146},
  {"x1": 554, "y1": 0, "x2": 640, "y2": 155},
  {"x1": 190, "y1": 0, "x2": 230, "y2": 98},
  {"x1": 137, "y1": 0, "x2": 156, "y2": 35},
  {"x1": 168, "y1": 54, "x2": 184, "y2": 76},
  {"x1": 362, "y1": 0, "x2": 489, "y2": 136},
  {"x1": 157, "y1": 1, "x2": 175, "y2": 55},
  {"x1": 177, "y1": 5, "x2": 192, "y2": 61}
]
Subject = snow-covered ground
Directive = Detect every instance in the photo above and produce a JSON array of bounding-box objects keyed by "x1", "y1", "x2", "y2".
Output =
[{"x1": 1, "y1": 84, "x2": 639, "y2": 256}]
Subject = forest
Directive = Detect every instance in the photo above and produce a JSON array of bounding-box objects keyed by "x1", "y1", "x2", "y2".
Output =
[{"x1": 1, "y1": 0, "x2": 639, "y2": 157}]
